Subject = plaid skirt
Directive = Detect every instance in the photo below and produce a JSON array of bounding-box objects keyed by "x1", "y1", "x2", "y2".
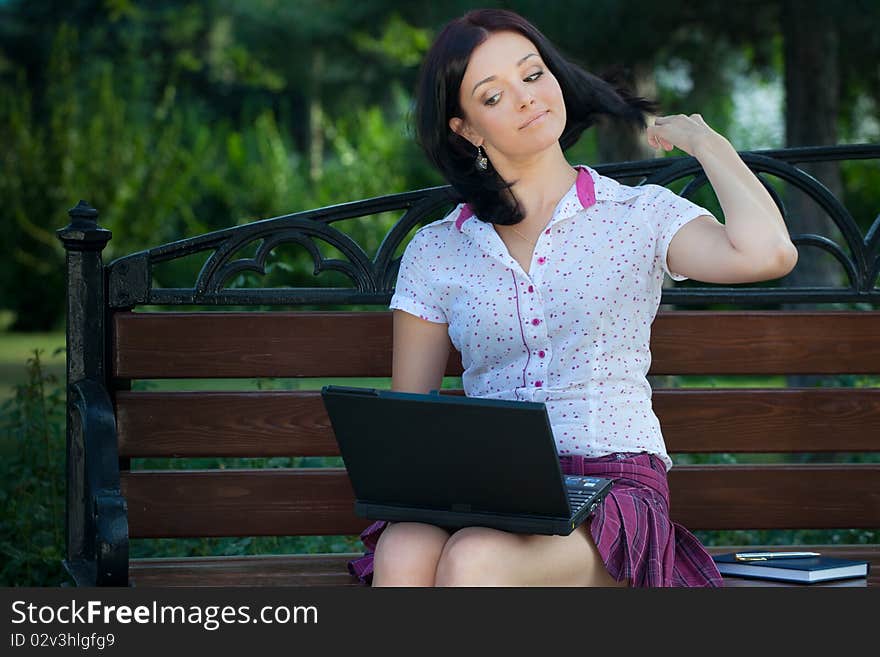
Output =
[{"x1": 347, "y1": 451, "x2": 723, "y2": 587}]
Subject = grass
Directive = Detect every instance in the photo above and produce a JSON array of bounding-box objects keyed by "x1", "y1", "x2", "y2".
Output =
[{"x1": 0, "y1": 331, "x2": 66, "y2": 402}]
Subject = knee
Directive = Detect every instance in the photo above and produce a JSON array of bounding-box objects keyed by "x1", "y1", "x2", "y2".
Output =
[
  {"x1": 372, "y1": 522, "x2": 449, "y2": 586},
  {"x1": 434, "y1": 527, "x2": 508, "y2": 586}
]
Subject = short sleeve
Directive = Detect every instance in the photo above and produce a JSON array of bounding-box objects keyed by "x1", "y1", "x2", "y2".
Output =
[
  {"x1": 389, "y1": 230, "x2": 448, "y2": 324},
  {"x1": 642, "y1": 184, "x2": 718, "y2": 281}
]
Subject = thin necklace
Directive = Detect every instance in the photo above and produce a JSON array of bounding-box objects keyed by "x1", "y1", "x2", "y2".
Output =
[
  {"x1": 505, "y1": 167, "x2": 576, "y2": 247},
  {"x1": 509, "y1": 224, "x2": 537, "y2": 246}
]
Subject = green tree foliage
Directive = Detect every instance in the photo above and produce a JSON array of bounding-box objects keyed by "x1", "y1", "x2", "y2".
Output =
[
  {"x1": 1, "y1": 0, "x2": 878, "y2": 328},
  {"x1": 0, "y1": 1, "x2": 438, "y2": 326}
]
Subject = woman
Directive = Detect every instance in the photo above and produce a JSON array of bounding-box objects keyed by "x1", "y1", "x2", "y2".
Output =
[{"x1": 349, "y1": 8, "x2": 798, "y2": 587}]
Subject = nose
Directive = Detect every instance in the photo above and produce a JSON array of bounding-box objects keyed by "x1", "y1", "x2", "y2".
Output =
[{"x1": 516, "y1": 84, "x2": 536, "y2": 109}]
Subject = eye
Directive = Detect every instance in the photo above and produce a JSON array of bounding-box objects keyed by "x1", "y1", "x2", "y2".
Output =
[{"x1": 484, "y1": 70, "x2": 544, "y2": 106}]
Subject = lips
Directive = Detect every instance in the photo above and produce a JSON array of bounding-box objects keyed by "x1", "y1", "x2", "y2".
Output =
[{"x1": 520, "y1": 110, "x2": 549, "y2": 129}]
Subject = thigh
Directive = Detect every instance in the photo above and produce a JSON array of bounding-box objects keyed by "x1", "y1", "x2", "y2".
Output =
[
  {"x1": 437, "y1": 524, "x2": 628, "y2": 587},
  {"x1": 372, "y1": 522, "x2": 452, "y2": 586}
]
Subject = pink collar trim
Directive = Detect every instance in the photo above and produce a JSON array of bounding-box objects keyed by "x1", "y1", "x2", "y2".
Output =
[
  {"x1": 454, "y1": 165, "x2": 596, "y2": 231},
  {"x1": 574, "y1": 164, "x2": 596, "y2": 208},
  {"x1": 454, "y1": 203, "x2": 475, "y2": 231}
]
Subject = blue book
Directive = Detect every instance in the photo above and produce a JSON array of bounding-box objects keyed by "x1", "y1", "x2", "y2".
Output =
[{"x1": 713, "y1": 553, "x2": 869, "y2": 584}]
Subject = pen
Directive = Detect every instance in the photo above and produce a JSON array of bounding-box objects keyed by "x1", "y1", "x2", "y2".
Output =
[{"x1": 734, "y1": 551, "x2": 821, "y2": 561}]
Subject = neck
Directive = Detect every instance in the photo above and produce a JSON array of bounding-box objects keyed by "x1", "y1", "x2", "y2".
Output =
[{"x1": 489, "y1": 149, "x2": 578, "y2": 229}]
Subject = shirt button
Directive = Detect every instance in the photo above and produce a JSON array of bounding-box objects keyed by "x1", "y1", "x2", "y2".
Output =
[
  {"x1": 531, "y1": 318, "x2": 541, "y2": 326},
  {"x1": 538, "y1": 350, "x2": 546, "y2": 358},
  {"x1": 528, "y1": 285, "x2": 534, "y2": 293},
  {"x1": 545, "y1": 229, "x2": 550, "y2": 235},
  {"x1": 537, "y1": 257, "x2": 546, "y2": 264},
  {"x1": 535, "y1": 380, "x2": 543, "y2": 387}
]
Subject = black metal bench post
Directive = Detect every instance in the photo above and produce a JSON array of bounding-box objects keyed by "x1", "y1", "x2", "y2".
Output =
[{"x1": 56, "y1": 202, "x2": 128, "y2": 586}]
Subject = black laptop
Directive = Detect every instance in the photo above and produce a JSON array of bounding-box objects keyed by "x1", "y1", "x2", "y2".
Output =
[{"x1": 320, "y1": 385, "x2": 613, "y2": 536}]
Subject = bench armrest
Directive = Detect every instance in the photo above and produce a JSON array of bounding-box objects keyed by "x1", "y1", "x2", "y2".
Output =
[{"x1": 66, "y1": 378, "x2": 129, "y2": 586}]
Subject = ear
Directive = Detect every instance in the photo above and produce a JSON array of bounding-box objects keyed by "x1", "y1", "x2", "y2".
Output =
[{"x1": 449, "y1": 116, "x2": 480, "y2": 147}]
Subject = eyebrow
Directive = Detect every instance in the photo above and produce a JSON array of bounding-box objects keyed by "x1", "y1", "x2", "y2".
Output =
[{"x1": 471, "y1": 53, "x2": 540, "y2": 97}]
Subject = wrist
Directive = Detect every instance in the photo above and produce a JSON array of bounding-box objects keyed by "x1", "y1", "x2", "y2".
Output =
[{"x1": 693, "y1": 131, "x2": 734, "y2": 160}]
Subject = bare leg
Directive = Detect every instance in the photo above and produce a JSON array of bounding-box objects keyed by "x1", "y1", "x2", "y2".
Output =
[
  {"x1": 434, "y1": 524, "x2": 629, "y2": 587},
  {"x1": 371, "y1": 522, "x2": 452, "y2": 587}
]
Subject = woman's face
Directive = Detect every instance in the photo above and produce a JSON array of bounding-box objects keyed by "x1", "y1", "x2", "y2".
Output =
[{"x1": 449, "y1": 30, "x2": 566, "y2": 164}]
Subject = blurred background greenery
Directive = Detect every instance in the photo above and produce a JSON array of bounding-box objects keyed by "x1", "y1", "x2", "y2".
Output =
[{"x1": 1, "y1": 0, "x2": 878, "y2": 585}]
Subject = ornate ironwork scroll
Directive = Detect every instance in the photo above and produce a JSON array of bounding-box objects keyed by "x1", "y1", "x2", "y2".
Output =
[{"x1": 102, "y1": 144, "x2": 879, "y2": 308}]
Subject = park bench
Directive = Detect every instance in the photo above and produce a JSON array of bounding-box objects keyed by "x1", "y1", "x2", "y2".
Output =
[{"x1": 57, "y1": 145, "x2": 880, "y2": 587}]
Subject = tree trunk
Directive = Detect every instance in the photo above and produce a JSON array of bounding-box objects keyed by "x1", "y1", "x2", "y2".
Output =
[
  {"x1": 780, "y1": 0, "x2": 843, "y2": 390},
  {"x1": 309, "y1": 48, "x2": 325, "y2": 182},
  {"x1": 596, "y1": 61, "x2": 657, "y2": 172}
]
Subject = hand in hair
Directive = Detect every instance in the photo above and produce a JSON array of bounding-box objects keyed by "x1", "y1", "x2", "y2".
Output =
[{"x1": 646, "y1": 114, "x2": 723, "y2": 157}]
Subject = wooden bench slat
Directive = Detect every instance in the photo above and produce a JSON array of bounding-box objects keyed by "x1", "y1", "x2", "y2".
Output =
[
  {"x1": 117, "y1": 388, "x2": 880, "y2": 457},
  {"x1": 650, "y1": 310, "x2": 880, "y2": 375},
  {"x1": 129, "y1": 554, "x2": 363, "y2": 587},
  {"x1": 121, "y1": 465, "x2": 880, "y2": 537},
  {"x1": 117, "y1": 391, "x2": 330, "y2": 457},
  {"x1": 127, "y1": 545, "x2": 880, "y2": 587},
  {"x1": 655, "y1": 387, "x2": 880, "y2": 453},
  {"x1": 114, "y1": 311, "x2": 405, "y2": 379},
  {"x1": 123, "y1": 469, "x2": 369, "y2": 538},
  {"x1": 113, "y1": 311, "x2": 880, "y2": 379},
  {"x1": 670, "y1": 464, "x2": 880, "y2": 529}
]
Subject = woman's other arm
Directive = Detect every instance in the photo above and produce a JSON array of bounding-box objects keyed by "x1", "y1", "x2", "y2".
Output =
[{"x1": 391, "y1": 309, "x2": 453, "y2": 394}]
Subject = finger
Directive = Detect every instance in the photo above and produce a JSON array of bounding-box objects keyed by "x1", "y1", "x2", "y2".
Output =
[{"x1": 647, "y1": 128, "x2": 669, "y2": 150}]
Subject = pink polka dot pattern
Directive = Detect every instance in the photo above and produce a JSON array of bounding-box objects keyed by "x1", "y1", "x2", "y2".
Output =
[{"x1": 389, "y1": 164, "x2": 716, "y2": 472}]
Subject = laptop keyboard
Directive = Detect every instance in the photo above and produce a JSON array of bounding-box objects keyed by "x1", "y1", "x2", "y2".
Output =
[{"x1": 564, "y1": 475, "x2": 604, "y2": 514}]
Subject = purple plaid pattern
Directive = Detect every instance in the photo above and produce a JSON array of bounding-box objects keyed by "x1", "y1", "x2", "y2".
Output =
[
  {"x1": 347, "y1": 451, "x2": 723, "y2": 587},
  {"x1": 559, "y1": 452, "x2": 723, "y2": 587}
]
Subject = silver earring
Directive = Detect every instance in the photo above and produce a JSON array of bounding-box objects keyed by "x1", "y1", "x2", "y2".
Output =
[{"x1": 475, "y1": 145, "x2": 488, "y2": 171}]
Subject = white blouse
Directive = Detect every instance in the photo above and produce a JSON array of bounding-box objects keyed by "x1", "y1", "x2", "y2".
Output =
[{"x1": 389, "y1": 164, "x2": 716, "y2": 471}]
